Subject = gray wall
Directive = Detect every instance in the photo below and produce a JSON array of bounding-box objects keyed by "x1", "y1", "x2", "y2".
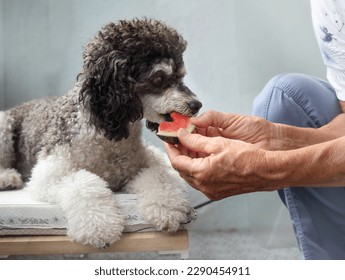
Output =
[{"x1": 0, "y1": 0, "x2": 326, "y2": 254}]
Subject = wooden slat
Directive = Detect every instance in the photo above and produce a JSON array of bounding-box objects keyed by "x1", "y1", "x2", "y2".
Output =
[{"x1": 0, "y1": 231, "x2": 188, "y2": 255}]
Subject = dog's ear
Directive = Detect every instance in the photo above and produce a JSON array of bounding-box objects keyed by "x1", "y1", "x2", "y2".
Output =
[{"x1": 79, "y1": 50, "x2": 143, "y2": 141}]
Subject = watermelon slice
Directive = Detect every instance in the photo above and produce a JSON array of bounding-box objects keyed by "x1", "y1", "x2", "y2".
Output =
[{"x1": 156, "y1": 112, "x2": 195, "y2": 144}]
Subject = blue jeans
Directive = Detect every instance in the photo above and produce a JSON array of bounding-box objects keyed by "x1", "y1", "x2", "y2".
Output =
[{"x1": 252, "y1": 73, "x2": 345, "y2": 260}]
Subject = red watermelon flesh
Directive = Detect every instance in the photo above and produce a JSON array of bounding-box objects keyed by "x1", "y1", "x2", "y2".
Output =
[{"x1": 157, "y1": 112, "x2": 195, "y2": 144}]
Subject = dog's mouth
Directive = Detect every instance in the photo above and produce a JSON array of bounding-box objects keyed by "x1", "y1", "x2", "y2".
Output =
[{"x1": 145, "y1": 113, "x2": 173, "y2": 133}]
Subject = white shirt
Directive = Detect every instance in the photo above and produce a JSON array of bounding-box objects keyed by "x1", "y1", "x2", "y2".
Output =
[{"x1": 311, "y1": 0, "x2": 345, "y2": 100}]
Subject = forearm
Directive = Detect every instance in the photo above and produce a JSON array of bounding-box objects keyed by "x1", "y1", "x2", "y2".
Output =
[
  {"x1": 265, "y1": 136, "x2": 345, "y2": 187},
  {"x1": 270, "y1": 111, "x2": 345, "y2": 150}
]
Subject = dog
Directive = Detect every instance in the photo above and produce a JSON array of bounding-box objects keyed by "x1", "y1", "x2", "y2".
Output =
[{"x1": 0, "y1": 18, "x2": 202, "y2": 248}]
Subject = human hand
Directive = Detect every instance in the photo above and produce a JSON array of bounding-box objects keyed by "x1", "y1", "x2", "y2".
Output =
[
  {"x1": 165, "y1": 129, "x2": 282, "y2": 200},
  {"x1": 191, "y1": 110, "x2": 274, "y2": 150}
]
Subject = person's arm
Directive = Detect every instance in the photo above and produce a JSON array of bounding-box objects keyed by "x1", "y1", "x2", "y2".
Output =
[
  {"x1": 165, "y1": 131, "x2": 345, "y2": 200},
  {"x1": 270, "y1": 100, "x2": 345, "y2": 150},
  {"x1": 264, "y1": 136, "x2": 345, "y2": 187}
]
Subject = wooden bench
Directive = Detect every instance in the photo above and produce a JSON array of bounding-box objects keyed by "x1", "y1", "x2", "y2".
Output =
[{"x1": 0, "y1": 230, "x2": 189, "y2": 258}]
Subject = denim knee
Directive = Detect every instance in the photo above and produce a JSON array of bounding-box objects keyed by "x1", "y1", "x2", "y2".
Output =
[{"x1": 252, "y1": 73, "x2": 341, "y2": 128}]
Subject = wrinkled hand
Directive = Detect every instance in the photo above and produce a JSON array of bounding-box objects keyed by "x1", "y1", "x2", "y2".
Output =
[
  {"x1": 165, "y1": 129, "x2": 281, "y2": 200},
  {"x1": 191, "y1": 110, "x2": 273, "y2": 150}
]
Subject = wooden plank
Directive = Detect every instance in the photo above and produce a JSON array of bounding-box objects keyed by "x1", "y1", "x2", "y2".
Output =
[{"x1": 0, "y1": 231, "x2": 188, "y2": 256}]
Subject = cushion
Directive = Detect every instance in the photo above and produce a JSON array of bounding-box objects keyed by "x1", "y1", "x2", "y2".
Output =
[{"x1": 0, "y1": 188, "x2": 192, "y2": 236}]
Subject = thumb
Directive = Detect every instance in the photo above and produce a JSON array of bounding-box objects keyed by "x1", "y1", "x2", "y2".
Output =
[{"x1": 178, "y1": 128, "x2": 219, "y2": 154}]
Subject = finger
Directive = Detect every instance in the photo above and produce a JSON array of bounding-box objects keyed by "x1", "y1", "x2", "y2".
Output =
[
  {"x1": 164, "y1": 143, "x2": 182, "y2": 162},
  {"x1": 179, "y1": 174, "x2": 226, "y2": 200},
  {"x1": 164, "y1": 143, "x2": 191, "y2": 173},
  {"x1": 194, "y1": 126, "x2": 222, "y2": 138},
  {"x1": 165, "y1": 142, "x2": 202, "y2": 174},
  {"x1": 194, "y1": 127, "x2": 207, "y2": 136},
  {"x1": 179, "y1": 173, "x2": 203, "y2": 191},
  {"x1": 191, "y1": 110, "x2": 231, "y2": 128},
  {"x1": 177, "y1": 129, "x2": 220, "y2": 154},
  {"x1": 179, "y1": 145, "x2": 198, "y2": 159}
]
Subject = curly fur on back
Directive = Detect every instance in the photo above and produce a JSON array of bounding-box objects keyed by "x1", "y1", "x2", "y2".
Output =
[{"x1": 79, "y1": 18, "x2": 187, "y2": 141}]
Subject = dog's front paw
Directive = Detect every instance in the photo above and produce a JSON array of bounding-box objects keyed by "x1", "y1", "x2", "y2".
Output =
[
  {"x1": 67, "y1": 218, "x2": 124, "y2": 249},
  {"x1": 141, "y1": 203, "x2": 195, "y2": 232},
  {"x1": 66, "y1": 204, "x2": 125, "y2": 249},
  {"x1": 0, "y1": 169, "x2": 23, "y2": 190}
]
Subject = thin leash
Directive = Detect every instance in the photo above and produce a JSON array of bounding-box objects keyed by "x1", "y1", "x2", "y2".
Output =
[{"x1": 193, "y1": 199, "x2": 214, "y2": 209}]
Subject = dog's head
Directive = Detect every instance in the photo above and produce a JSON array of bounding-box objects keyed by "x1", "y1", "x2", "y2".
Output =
[{"x1": 79, "y1": 18, "x2": 202, "y2": 141}]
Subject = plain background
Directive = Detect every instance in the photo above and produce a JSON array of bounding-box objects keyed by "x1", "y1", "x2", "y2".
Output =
[{"x1": 0, "y1": 0, "x2": 327, "y2": 257}]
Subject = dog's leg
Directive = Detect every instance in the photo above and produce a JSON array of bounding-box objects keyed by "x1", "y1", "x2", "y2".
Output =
[
  {"x1": 125, "y1": 146, "x2": 194, "y2": 232},
  {"x1": 0, "y1": 112, "x2": 23, "y2": 190},
  {"x1": 26, "y1": 152, "x2": 124, "y2": 248}
]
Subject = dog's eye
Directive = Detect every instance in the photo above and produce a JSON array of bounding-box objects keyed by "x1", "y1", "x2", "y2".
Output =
[{"x1": 151, "y1": 76, "x2": 164, "y2": 86}]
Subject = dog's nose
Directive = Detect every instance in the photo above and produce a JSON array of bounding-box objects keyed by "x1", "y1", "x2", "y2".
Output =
[{"x1": 188, "y1": 100, "x2": 202, "y2": 114}]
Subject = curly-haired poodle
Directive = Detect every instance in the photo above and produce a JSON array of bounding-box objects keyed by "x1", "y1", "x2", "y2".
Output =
[{"x1": 0, "y1": 18, "x2": 202, "y2": 248}]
